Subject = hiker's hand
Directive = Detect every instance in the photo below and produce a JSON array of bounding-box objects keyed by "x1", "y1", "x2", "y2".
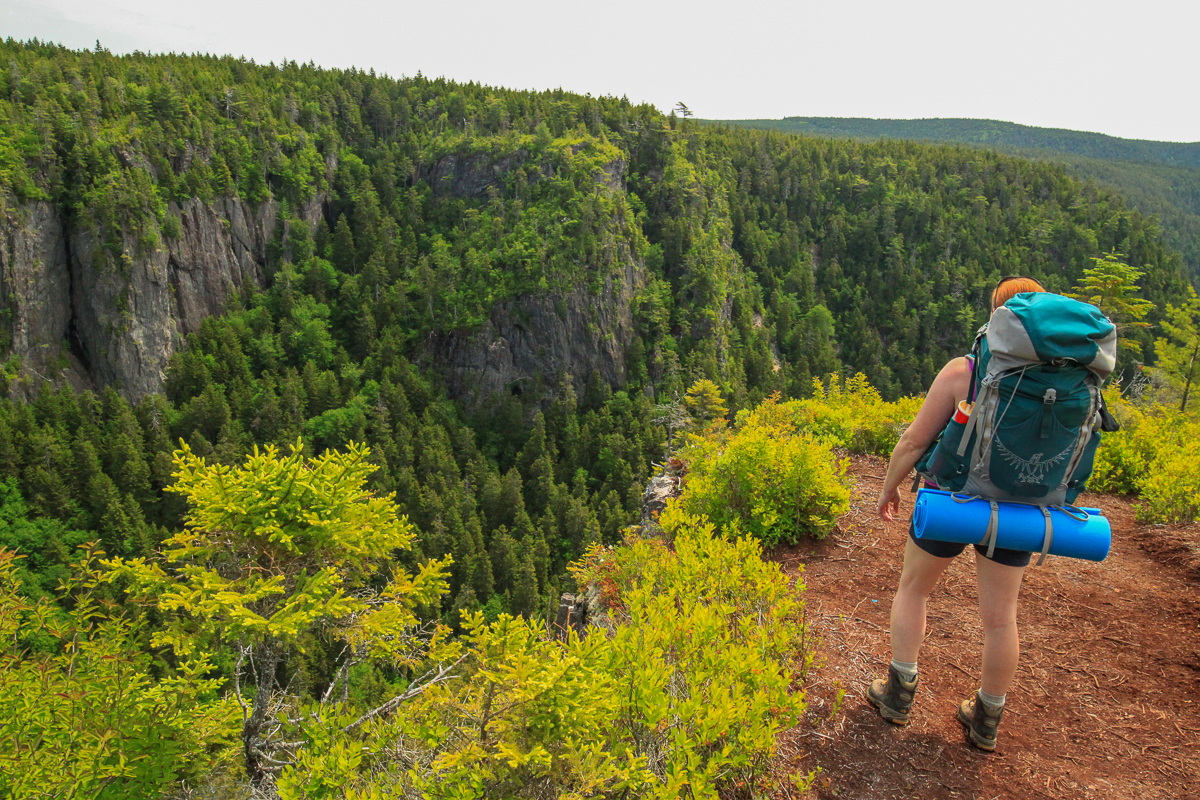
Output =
[{"x1": 877, "y1": 487, "x2": 901, "y2": 521}]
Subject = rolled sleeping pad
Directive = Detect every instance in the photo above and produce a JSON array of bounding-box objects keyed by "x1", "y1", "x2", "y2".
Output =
[{"x1": 912, "y1": 488, "x2": 1110, "y2": 562}]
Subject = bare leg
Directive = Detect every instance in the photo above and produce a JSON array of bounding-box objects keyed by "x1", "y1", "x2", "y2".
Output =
[
  {"x1": 974, "y1": 552, "x2": 1027, "y2": 696},
  {"x1": 890, "y1": 537, "x2": 956, "y2": 663}
]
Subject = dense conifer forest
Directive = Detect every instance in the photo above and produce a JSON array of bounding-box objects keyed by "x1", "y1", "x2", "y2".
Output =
[
  {"x1": 0, "y1": 37, "x2": 1191, "y2": 618},
  {"x1": 719, "y1": 116, "x2": 1200, "y2": 278}
]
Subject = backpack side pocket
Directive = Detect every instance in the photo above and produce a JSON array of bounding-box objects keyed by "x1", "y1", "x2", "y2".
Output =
[
  {"x1": 1065, "y1": 428, "x2": 1101, "y2": 504},
  {"x1": 920, "y1": 418, "x2": 973, "y2": 491}
]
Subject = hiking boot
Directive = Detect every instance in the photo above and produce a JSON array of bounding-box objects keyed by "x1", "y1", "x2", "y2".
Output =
[
  {"x1": 957, "y1": 691, "x2": 1004, "y2": 751},
  {"x1": 867, "y1": 665, "x2": 919, "y2": 725}
]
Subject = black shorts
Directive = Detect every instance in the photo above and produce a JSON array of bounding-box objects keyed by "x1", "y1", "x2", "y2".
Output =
[{"x1": 908, "y1": 520, "x2": 1032, "y2": 568}]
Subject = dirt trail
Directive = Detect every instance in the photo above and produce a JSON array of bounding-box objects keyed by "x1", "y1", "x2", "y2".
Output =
[{"x1": 772, "y1": 455, "x2": 1200, "y2": 800}]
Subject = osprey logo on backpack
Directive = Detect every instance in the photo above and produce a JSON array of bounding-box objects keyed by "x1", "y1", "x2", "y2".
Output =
[
  {"x1": 995, "y1": 436, "x2": 1074, "y2": 484},
  {"x1": 917, "y1": 292, "x2": 1117, "y2": 509}
]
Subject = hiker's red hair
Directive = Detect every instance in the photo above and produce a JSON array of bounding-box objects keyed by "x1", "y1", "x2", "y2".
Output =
[{"x1": 992, "y1": 277, "x2": 1046, "y2": 311}]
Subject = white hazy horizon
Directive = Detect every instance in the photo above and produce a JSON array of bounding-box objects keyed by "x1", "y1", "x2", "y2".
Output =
[{"x1": 3, "y1": 0, "x2": 1197, "y2": 144}]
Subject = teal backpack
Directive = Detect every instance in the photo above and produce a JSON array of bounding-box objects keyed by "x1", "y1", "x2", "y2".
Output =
[{"x1": 916, "y1": 293, "x2": 1117, "y2": 558}]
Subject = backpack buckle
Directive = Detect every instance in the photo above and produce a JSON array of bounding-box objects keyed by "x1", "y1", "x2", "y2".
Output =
[{"x1": 1039, "y1": 389, "x2": 1057, "y2": 439}]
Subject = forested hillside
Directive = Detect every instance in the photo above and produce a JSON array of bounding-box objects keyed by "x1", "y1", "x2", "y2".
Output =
[
  {"x1": 717, "y1": 118, "x2": 1200, "y2": 167},
  {"x1": 718, "y1": 116, "x2": 1200, "y2": 277},
  {"x1": 0, "y1": 37, "x2": 1190, "y2": 620}
]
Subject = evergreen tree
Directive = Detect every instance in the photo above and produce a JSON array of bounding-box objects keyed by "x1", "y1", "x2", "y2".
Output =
[
  {"x1": 684, "y1": 379, "x2": 729, "y2": 427},
  {"x1": 1067, "y1": 252, "x2": 1155, "y2": 356},
  {"x1": 1153, "y1": 285, "x2": 1200, "y2": 411},
  {"x1": 331, "y1": 214, "x2": 357, "y2": 274}
]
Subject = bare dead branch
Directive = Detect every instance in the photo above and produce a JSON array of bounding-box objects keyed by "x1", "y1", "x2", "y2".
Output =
[{"x1": 343, "y1": 657, "x2": 464, "y2": 733}]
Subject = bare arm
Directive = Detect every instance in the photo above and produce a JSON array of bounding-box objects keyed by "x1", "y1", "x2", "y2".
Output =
[{"x1": 876, "y1": 357, "x2": 972, "y2": 521}]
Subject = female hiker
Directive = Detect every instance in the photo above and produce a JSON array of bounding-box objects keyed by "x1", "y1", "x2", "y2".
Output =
[{"x1": 867, "y1": 276, "x2": 1047, "y2": 751}]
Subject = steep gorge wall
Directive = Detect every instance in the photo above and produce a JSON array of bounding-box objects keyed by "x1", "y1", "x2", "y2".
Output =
[
  {"x1": 1, "y1": 195, "x2": 324, "y2": 402},
  {"x1": 0, "y1": 201, "x2": 72, "y2": 384},
  {"x1": 2, "y1": 149, "x2": 647, "y2": 410},
  {"x1": 419, "y1": 154, "x2": 646, "y2": 406},
  {"x1": 425, "y1": 255, "x2": 646, "y2": 406}
]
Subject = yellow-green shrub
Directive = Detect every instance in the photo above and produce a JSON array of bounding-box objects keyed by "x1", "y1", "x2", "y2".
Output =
[
  {"x1": 1091, "y1": 390, "x2": 1200, "y2": 523},
  {"x1": 0, "y1": 548, "x2": 237, "y2": 799},
  {"x1": 1139, "y1": 440, "x2": 1200, "y2": 523},
  {"x1": 787, "y1": 373, "x2": 921, "y2": 455},
  {"x1": 587, "y1": 510, "x2": 809, "y2": 797},
  {"x1": 273, "y1": 512, "x2": 809, "y2": 800},
  {"x1": 1089, "y1": 392, "x2": 1155, "y2": 496},
  {"x1": 677, "y1": 395, "x2": 850, "y2": 544},
  {"x1": 277, "y1": 613, "x2": 651, "y2": 800}
]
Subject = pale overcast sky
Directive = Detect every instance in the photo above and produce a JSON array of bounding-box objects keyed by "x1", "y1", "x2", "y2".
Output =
[{"x1": 4, "y1": 0, "x2": 1197, "y2": 143}]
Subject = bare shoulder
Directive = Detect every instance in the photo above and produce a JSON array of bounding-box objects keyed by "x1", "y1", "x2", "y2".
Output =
[
  {"x1": 932, "y1": 356, "x2": 973, "y2": 399},
  {"x1": 937, "y1": 356, "x2": 973, "y2": 380},
  {"x1": 903, "y1": 358, "x2": 971, "y2": 450}
]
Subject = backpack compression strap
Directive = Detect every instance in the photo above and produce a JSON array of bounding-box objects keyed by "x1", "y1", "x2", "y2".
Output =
[
  {"x1": 955, "y1": 494, "x2": 1001, "y2": 558},
  {"x1": 957, "y1": 333, "x2": 984, "y2": 454},
  {"x1": 1037, "y1": 507, "x2": 1053, "y2": 567},
  {"x1": 958, "y1": 364, "x2": 1029, "y2": 460},
  {"x1": 982, "y1": 500, "x2": 1000, "y2": 559},
  {"x1": 912, "y1": 353, "x2": 981, "y2": 494},
  {"x1": 947, "y1": 499, "x2": 1086, "y2": 566}
]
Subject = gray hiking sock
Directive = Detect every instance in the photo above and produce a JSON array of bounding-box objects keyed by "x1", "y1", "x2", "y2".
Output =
[
  {"x1": 978, "y1": 688, "x2": 1006, "y2": 711},
  {"x1": 891, "y1": 659, "x2": 918, "y2": 682}
]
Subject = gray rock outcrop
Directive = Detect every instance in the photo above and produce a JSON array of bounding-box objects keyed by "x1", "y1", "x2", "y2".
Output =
[
  {"x1": 3, "y1": 145, "x2": 637, "y2": 409},
  {"x1": 425, "y1": 255, "x2": 645, "y2": 407},
  {"x1": 0, "y1": 200, "x2": 72, "y2": 382},
  {"x1": 422, "y1": 151, "x2": 530, "y2": 199},
  {"x1": 2, "y1": 193, "x2": 327, "y2": 402},
  {"x1": 420, "y1": 152, "x2": 643, "y2": 408},
  {"x1": 69, "y1": 222, "x2": 178, "y2": 402}
]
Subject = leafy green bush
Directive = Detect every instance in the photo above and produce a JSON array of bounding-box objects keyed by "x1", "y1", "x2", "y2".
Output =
[
  {"x1": 1138, "y1": 439, "x2": 1200, "y2": 523},
  {"x1": 787, "y1": 373, "x2": 922, "y2": 455},
  {"x1": 273, "y1": 611, "x2": 651, "y2": 800},
  {"x1": 1089, "y1": 391, "x2": 1154, "y2": 495},
  {"x1": 270, "y1": 510, "x2": 808, "y2": 799},
  {"x1": 676, "y1": 395, "x2": 850, "y2": 544},
  {"x1": 591, "y1": 509, "x2": 810, "y2": 795},
  {"x1": 1091, "y1": 389, "x2": 1200, "y2": 522},
  {"x1": 0, "y1": 547, "x2": 237, "y2": 799},
  {"x1": 108, "y1": 439, "x2": 455, "y2": 786}
]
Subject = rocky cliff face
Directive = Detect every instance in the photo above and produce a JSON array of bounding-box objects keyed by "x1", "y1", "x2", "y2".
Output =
[
  {"x1": 3, "y1": 148, "x2": 640, "y2": 409},
  {"x1": 2, "y1": 194, "x2": 325, "y2": 402},
  {"x1": 68, "y1": 222, "x2": 176, "y2": 402},
  {"x1": 0, "y1": 201, "x2": 72, "y2": 385},
  {"x1": 421, "y1": 151, "x2": 530, "y2": 199},
  {"x1": 425, "y1": 255, "x2": 646, "y2": 406},
  {"x1": 420, "y1": 154, "x2": 645, "y2": 408}
]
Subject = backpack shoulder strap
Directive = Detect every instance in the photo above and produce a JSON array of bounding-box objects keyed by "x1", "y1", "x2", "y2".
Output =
[{"x1": 966, "y1": 326, "x2": 986, "y2": 404}]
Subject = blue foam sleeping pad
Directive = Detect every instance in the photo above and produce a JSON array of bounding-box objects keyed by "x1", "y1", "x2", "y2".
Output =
[{"x1": 912, "y1": 488, "x2": 1111, "y2": 562}]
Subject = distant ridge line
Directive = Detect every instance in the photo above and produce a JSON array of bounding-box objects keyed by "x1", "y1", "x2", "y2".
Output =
[{"x1": 710, "y1": 117, "x2": 1200, "y2": 170}]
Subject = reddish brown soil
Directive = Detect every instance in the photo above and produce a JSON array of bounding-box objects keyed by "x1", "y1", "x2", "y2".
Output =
[{"x1": 771, "y1": 455, "x2": 1200, "y2": 800}]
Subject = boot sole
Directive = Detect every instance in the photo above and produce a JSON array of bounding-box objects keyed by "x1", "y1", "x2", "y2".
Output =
[{"x1": 867, "y1": 691, "x2": 910, "y2": 725}]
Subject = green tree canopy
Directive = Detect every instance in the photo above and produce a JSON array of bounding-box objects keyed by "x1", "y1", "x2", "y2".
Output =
[
  {"x1": 1067, "y1": 252, "x2": 1155, "y2": 356},
  {"x1": 108, "y1": 439, "x2": 455, "y2": 784},
  {"x1": 1153, "y1": 285, "x2": 1200, "y2": 411}
]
